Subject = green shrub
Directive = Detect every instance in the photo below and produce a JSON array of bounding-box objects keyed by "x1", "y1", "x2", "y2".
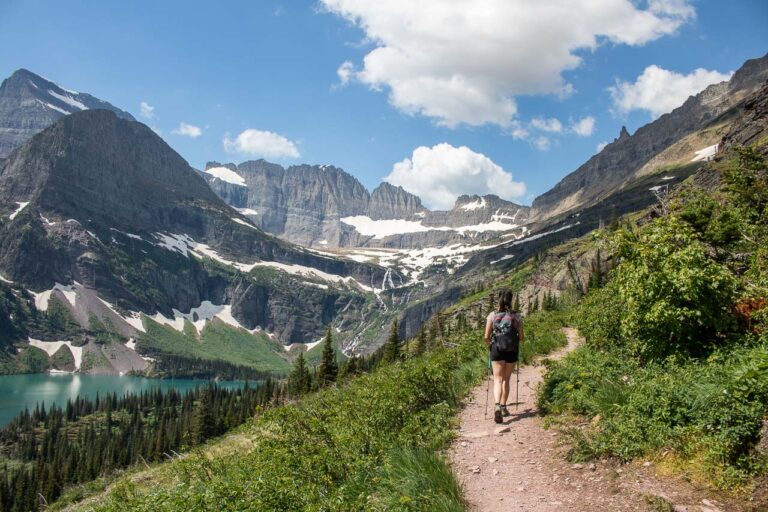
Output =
[{"x1": 612, "y1": 216, "x2": 739, "y2": 360}]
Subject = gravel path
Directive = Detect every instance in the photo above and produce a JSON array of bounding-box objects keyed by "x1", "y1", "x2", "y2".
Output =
[{"x1": 449, "y1": 328, "x2": 739, "y2": 512}]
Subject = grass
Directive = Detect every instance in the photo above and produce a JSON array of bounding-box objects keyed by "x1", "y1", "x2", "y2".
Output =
[
  {"x1": 67, "y1": 329, "x2": 487, "y2": 511},
  {"x1": 138, "y1": 318, "x2": 292, "y2": 373}
]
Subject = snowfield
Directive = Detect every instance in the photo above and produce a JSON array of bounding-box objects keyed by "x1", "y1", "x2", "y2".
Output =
[
  {"x1": 28, "y1": 338, "x2": 83, "y2": 370},
  {"x1": 340, "y1": 215, "x2": 519, "y2": 239},
  {"x1": 204, "y1": 166, "x2": 247, "y2": 186},
  {"x1": 9, "y1": 201, "x2": 29, "y2": 220}
]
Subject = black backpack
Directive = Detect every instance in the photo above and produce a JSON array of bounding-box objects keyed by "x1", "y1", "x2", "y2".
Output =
[{"x1": 491, "y1": 311, "x2": 520, "y2": 352}]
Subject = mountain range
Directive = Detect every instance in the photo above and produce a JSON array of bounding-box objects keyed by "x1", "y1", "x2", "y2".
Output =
[{"x1": 0, "y1": 52, "x2": 766, "y2": 375}]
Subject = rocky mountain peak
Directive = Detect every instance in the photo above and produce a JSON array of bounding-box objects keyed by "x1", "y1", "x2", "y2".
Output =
[
  {"x1": 617, "y1": 125, "x2": 630, "y2": 141},
  {"x1": 0, "y1": 69, "x2": 134, "y2": 158}
]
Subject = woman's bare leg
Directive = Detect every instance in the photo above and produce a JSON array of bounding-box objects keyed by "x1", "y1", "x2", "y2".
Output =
[
  {"x1": 501, "y1": 362, "x2": 514, "y2": 406},
  {"x1": 492, "y1": 361, "x2": 505, "y2": 404}
]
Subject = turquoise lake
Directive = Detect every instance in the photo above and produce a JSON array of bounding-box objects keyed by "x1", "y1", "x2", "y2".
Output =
[{"x1": 0, "y1": 373, "x2": 243, "y2": 427}]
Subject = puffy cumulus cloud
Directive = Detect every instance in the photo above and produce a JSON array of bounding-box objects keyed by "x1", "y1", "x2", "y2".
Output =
[
  {"x1": 384, "y1": 143, "x2": 525, "y2": 210},
  {"x1": 223, "y1": 129, "x2": 300, "y2": 159},
  {"x1": 171, "y1": 122, "x2": 202, "y2": 138},
  {"x1": 321, "y1": 0, "x2": 694, "y2": 127},
  {"x1": 531, "y1": 117, "x2": 563, "y2": 133},
  {"x1": 140, "y1": 101, "x2": 155, "y2": 119},
  {"x1": 610, "y1": 65, "x2": 732, "y2": 118},
  {"x1": 570, "y1": 116, "x2": 596, "y2": 136}
]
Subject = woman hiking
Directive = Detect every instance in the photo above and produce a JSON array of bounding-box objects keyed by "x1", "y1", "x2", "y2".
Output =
[{"x1": 484, "y1": 289, "x2": 524, "y2": 424}]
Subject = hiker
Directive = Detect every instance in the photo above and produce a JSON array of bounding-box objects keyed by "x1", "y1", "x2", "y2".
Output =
[{"x1": 485, "y1": 289, "x2": 524, "y2": 423}]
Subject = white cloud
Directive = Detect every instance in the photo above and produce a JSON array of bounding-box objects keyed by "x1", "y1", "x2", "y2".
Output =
[
  {"x1": 570, "y1": 116, "x2": 596, "y2": 136},
  {"x1": 171, "y1": 122, "x2": 202, "y2": 138},
  {"x1": 531, "y1": 117, "x2": 563, "y2": 133},
  {"x1": 609, "y1": 65, "x2": 732, "y2": 118},
  {"x1": 533, "y1": 137, "x2": 551, "y2": 151},
  {"x1": 140, "y1": 101, "x2": 155, "y2": 119},
  {"x1": 384, "y1": 143, "x2": 525, "y2": 210},
  {"x1": 337, "y1": 60, "x2": 355, "y2": 86},
  {"x1": 596, "y1": 141, "x2": 609, "y2": 152},
  {"x1": 223, "y1": 129, "x2": 300, "y2": 159},
  {"x1": 321, "y1": 0, "x2": 695, "y2": 127}
]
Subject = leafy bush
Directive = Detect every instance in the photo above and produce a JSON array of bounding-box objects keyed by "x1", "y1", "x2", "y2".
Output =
[{"x1": 612, "y1": 216, "x2": 738, "y2": 360}]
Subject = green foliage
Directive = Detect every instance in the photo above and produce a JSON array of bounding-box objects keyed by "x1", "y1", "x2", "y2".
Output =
[
  {"x1": 519, "y1": 309, "x2": 569, "y2": 364},
  {"x1": 80, "y1": 332, "x2": 487, "y2": 511},
  {"x1": 383, "y1": 319, "x2": 402, "y2": 363},
  {"x1": 612, "y1": 216, "x2": 738, "y2": 360},
  {"x1": 138, "y1": 319, "x2": 291, "y2": 374},
  {"x1": 541, "y1": 148, "x2": 768, "y2": 488},
  {"x1": 316, "y1": 327, "x2": 338, "y2": 387},
  {"x1": 374, "y1": 448, "x2": 464, "y2": 512},
  {"x1": 287, "y1": 352, "x2": 311, "y2": 397}
]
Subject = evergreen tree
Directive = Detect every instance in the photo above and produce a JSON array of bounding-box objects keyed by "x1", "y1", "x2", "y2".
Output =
[
  {"x1": 415, "y1": 326, "x2": 428, "y2": 356},
  {"x1": 383, "y1": 320, "x2": 401, "y2": 363},
  {"x1": 316, "y1": 326, "x2": 338, "y2": 387},
  {"x1": 191, "y1": 388, "x2": 215, "y2": 444},
  {"x1": 513, "y1": 294, "x2": 521, "y2": 312},
  {"x1": 287, "y1": 352, "x2": 312, "y2": 397}
]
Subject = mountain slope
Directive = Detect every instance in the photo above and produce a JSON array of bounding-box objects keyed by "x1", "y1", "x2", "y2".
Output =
[
  {"x1": 0, "y1": 110, "x2": 405, "y2": 373},
  {"x1": 0, "y1": 69, "x2": 134, "y2": 158},
  {"x1": 531, "y1": 53, "x2": 768, "y2": 220}
]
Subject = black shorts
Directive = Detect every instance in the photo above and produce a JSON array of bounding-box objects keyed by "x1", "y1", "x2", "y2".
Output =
[{"x1": 490, "y1": 343, "x2": 519, "y2": 363}]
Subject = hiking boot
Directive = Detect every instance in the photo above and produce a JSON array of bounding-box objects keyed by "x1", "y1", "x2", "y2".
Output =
[
  {"x1": 494, "y1": 404, "x2": 503, "y2": 424},
  {"x1": 501, "y1": 405, "x2": 511, "y2": 417}
]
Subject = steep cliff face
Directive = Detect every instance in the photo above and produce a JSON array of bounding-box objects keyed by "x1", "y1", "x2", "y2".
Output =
[
  {"x1": 0, "y1": 110, "x2": 404, "y2": 368},
  {"x1": 531, "y1": 53, "x2": 768, "y2": 220},
  {"x1": 0, "y1": 69, "x2": 134, "y2": 158},
  {"x1": 202, "y1": 161, "x2": 530, "y2": 249}
]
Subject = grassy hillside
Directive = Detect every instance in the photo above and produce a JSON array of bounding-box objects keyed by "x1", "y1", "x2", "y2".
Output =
[
  {"x1": 538, "y1": 147, "x2": 768, "y2": 497},
  {"x1": 139, "y1": 318, "x2": 292, "y2": 374}
]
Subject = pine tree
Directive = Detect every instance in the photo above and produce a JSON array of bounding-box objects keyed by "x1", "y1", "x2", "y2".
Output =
[
  {"x1": 415, "y1": 326, "x2": 428, "y2": 356},
  {"x1": 191, "y1": 388, "x2": 215, "y2": 444},
  {"x1": 316, "y1": 326, "x2": 338, "y2": 387},
  {"x1": 383, "y1": 319, "x2": 401, "y2": 363},
  {"x1": 513, "y1": 294, "x2": 521, "y2": 312},
  {"x1": 287, "y1": 352, "x2": 312, "y2": 397}
]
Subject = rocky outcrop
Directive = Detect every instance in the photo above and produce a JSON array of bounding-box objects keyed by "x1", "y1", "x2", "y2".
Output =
[
  {"x1": 368, "y1": 182, "x2": 424, "y2": 219},
  {"x1": 531, "y1": 53, "x2": 768, "y2": 220},
  {"x1": 0, "y1": 69, "x2": 134, "y2": 158},
  {"x1": 720, "y1": 82, "x2": 768, "y2": 156}
]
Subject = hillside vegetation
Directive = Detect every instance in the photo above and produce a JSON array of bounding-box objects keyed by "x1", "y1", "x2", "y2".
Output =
[{"x1": 539, "y1": 147, "x2": 768, "y2": 495}]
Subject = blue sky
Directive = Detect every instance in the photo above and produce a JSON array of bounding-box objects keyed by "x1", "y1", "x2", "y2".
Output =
[{"x1": 0, "y1": 1, "x2": 766, "y2": 209}]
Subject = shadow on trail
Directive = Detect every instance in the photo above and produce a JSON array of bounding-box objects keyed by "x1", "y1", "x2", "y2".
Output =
[{"x1": 504, "y1": 408, "x2": 536, "y2": 423}]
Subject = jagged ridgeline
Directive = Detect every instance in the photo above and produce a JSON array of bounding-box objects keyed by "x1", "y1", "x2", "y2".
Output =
[{"x1": 0, "y1": 109, "x2": 405, "y2": 375}]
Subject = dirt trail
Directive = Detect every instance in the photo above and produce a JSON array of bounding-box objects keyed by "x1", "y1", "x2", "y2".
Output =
[{"x1": 449, "y1": 328, "x2": 737, "y2": 512}]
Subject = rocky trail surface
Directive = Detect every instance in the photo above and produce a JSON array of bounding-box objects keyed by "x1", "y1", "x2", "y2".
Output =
[{"x1": 449, "y1": 328, "x2": 745, "y2": 512}]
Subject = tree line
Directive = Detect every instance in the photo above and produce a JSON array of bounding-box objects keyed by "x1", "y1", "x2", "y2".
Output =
[{"x1": 0, "y1": 380, "x2": 280, "y2": 512}]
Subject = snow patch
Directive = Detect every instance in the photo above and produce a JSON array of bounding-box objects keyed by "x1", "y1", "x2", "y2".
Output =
[
  {"x1": 32, "y1": 283, "x2": 77, "y2": 311},
  {"x1": 491, "y1": 254, "x2": 515, "y2": 265},
  {"x1": 341, "y1": 215, "x2": 518, "y2": 239},
  {"x1": 151, "y1": 301, "x2": 251, "y2": 334},
  {"x1": 660, "y1": 175, "x2": 675, "y2": 181},
  {"x1": 37, "y1": 99, "x2": 70, "y2": 115},
  {"x1": 460, "y1": 197, "x2": 486, "y2": 211},
  {"x1": 0, "y1": 273, "x2": 12, "y2": 284},
  {"x1": 503, "y1": 223, "x2": 580, "y2": 248},
  {"x1": 125, "y1": 338, "x2": 137, "y2": 351},
  {"x1": 154, "y1": 233, "x2": 195, "y2": 256},
  {"x1": 48, "y1": 89, "x2": 88, "y2": 111},
  {"x1": 232, "y1": 217, "x2": 258, "y2": 230},
  {"x1": 205, "y1": 166, "x2": 247, "y2": 187},
  {"x1": 9, "y1": 201, "x2": 29, "y2": 220},
  {"x1": 28, "y1": 338, "x2": 83, "y2": 370},
  {"x1": 691, "y1": 144, "x2": 718, "y2": 162},
  {"x1": 236, "y1": 208, "x2": 259, "y2": 216}
]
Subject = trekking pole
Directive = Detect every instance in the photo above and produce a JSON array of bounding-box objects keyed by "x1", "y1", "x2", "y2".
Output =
[
  {"x1": 484, "y1": 354, "x2": 491, "y2": 419},
  {"x1": 515, "y1": 359, "x2": 520, "y2": 410}
]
